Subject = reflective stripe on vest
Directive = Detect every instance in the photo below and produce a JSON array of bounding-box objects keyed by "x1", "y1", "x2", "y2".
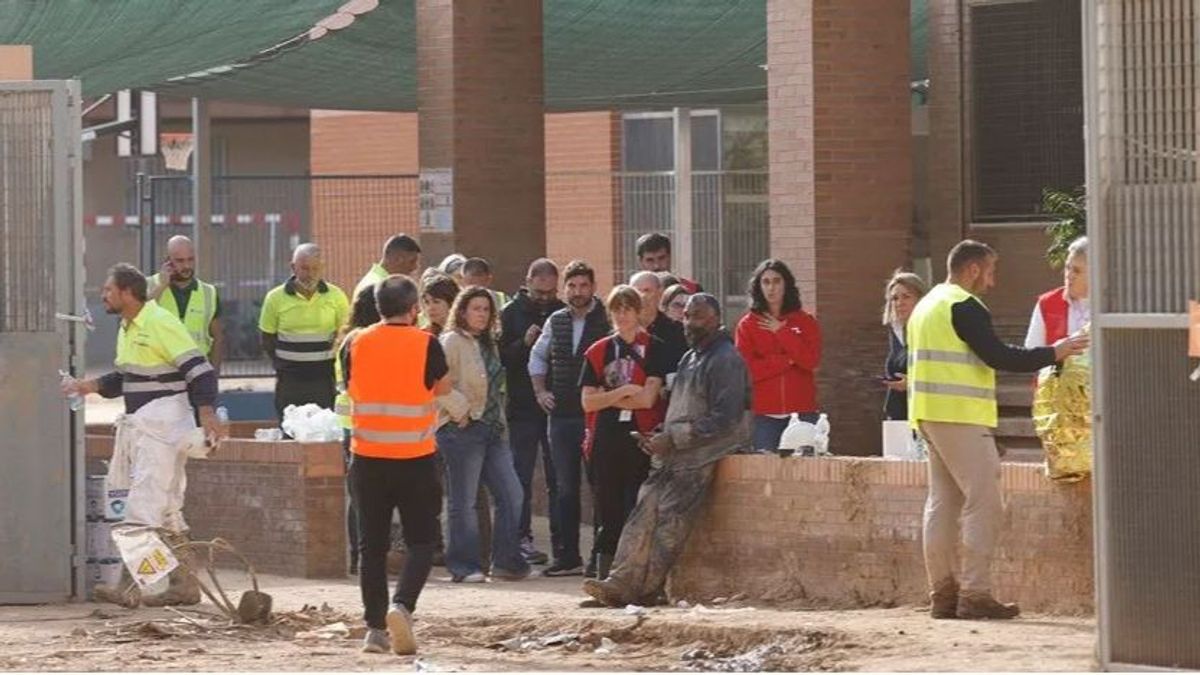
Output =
[
  {"x1": 906, "y1": 283, "x2": 998, "y2": 428},
  {"x1": 348, "y1": 323, "x2": 437, "y2": 459},
  {"x1": 276, "y1": 331, "x2": 336, "y2": 363}
]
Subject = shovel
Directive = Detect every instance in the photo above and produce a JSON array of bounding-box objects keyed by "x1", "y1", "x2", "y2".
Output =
[{"x1": 170, "y1": 537, "x2": 274, "y2": 625}]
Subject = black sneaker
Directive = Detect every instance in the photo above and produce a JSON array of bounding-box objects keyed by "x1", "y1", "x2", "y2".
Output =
[
  {"x1": 520, "y1": 537, "x2": 549, "y2": 566},
  {"x1": 542, "y1": 561, "x2": 584, "y2": 577}
]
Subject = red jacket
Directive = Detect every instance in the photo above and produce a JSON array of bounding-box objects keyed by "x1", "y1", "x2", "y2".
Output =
[
  {"x1": 735, "y1": 309, "x2": 822, "y2": 415},
  {"x1": 1037, "y1": 286, "x2": 1070, "y2": 344}
]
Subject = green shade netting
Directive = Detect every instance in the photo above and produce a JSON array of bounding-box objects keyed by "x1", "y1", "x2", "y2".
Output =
[{"x1": 3, "y1": 0, "x2": 924, "y2": 112}]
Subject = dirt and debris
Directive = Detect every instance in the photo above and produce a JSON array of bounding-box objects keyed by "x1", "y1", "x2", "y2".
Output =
[{"x1": 0, "y1": 572, "x2": 1097, "y2": 671}]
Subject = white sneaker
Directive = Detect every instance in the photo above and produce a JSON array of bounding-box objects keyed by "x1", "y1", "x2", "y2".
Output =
[
  {"x1": 362, "y1": 628, "x2": 389, "y2": 654},
  {"x1": 386, "y1": 604, "x2": 417, "y2": 655},
  {"x1": 453, "y1": 571, "x2": 486, "y2": 583}
]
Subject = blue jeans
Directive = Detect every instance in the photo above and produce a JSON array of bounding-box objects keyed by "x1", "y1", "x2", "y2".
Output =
[
  {"x1": 752, "y1": 413, "x2": 819, "y2": 453},
  {"x1": 436, "y1": 422, "x2": 529, "y2": 578},
  {"x1": 509, "y1": 412, "x2": 559, "y2": 547},
  {"x1": 548, "y1": 415, "x2": 586, "y2": 567}
]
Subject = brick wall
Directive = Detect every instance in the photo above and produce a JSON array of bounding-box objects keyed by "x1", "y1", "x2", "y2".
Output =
[
  {"x1": 309, "y1": 112, "x2": 420, "y2": 293},
  {"x1": 670, "y1": 456, "x2": 1094, "y2": 614},
  {"x1": 310, "y1": 110, "x2": 619, "y2": 294},
  {"x1": 86, "y1": 436, "x2": 346, "y2": 579},
  {"x1": 545, "y1": 112, "x2": 621, "y2": 292},
  {"x1": 768, "y1": 0, "x2": 913, "y2": 455}
]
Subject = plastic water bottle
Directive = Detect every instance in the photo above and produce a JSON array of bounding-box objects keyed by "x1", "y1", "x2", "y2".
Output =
[
  {"x1": 216, "y1": 406, "x2": 229, "y2": 424},
  {"x1": 59, "y1": 370, "x2": 84, "y2": 411},
  {"x1": 814, "y1": 413, "x2": 831, "y2": 456}
]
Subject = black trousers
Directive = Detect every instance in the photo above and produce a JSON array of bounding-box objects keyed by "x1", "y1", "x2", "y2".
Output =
[
  {"x1": 349, "y1": 453, "x2": 442, "y2": 629},
  {"x1": 591, "y1": 423, "x2": 651, "y2": 556},
  {"x1": 274, "y1": 370, "x2": 335, "y2": 421}
]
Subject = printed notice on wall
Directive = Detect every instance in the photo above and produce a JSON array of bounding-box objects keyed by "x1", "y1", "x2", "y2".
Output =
[{"x1": 419, "y1": 168, "x2": 453, "y2": 233}]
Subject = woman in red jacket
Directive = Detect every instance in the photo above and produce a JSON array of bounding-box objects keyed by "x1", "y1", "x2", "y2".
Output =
[{"x1": 735, "y1": 259, "x2": 822, "y2": 453}]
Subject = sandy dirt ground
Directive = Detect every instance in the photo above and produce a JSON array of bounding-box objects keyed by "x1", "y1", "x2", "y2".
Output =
[{"x1": 0, "y1": 569, "x2": 1096, "y2": 672}]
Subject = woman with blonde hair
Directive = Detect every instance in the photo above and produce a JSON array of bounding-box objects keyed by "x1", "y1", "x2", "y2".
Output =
[{"x1": 881, "y1": 270, "x2": 928, "y2": 421}]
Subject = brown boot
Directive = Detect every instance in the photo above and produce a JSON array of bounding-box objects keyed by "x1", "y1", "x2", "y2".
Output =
[
  {"x1": 929, "y1": 577, "x2": 959, "y2": 619},
  {"x1": 582, "y1": 578, "x2": 632, "y2": 608},
  {"x1": 956, "y1": 590, "x2": 1020, "y2": 620},
  {"x1": 93, "y1": 566, "x2": 141, "y2": 609},
  {"x1": 142, "y1": 566, "x2": 201, "y2": 607}
]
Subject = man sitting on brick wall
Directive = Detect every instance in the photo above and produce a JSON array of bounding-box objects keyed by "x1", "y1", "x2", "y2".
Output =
[{"x1": 582, "y1": 293, "x2": 751, "y2": 607}]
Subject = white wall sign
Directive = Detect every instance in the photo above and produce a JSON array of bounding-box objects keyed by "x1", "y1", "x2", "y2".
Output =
[{"x1": 418, "y1": 168, "x2": 453, "y2": 232}]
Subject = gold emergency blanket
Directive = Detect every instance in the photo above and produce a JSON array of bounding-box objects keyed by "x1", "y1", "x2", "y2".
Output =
[{"x1": 1032, "y1": 352, "x2": 1092, "y2": 483}]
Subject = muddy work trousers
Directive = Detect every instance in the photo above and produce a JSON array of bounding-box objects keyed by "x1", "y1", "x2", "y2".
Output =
[{"x1": 606, "y1": 462, "x2": 715, "y2": 604}]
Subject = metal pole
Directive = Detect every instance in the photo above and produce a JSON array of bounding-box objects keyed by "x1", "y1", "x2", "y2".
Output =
[
  {"x1": 136, "y1": 172, "x2": 153, "y2": 272},
  {"x1": 673, "y1": 107, "x2": 694, "y2": 279},
  {"x1": 191, "y1": 98, "x2": 213, "y2": 278}
]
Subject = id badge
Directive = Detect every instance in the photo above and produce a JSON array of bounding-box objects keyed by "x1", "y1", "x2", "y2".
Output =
[{"x1": 619, "y1": 409, "x2": 633, "y2": 422}]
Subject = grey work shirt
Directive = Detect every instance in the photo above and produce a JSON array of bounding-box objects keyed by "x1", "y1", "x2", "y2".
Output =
[{"x1": 659, "y1": 330, "x2": 752, "y2": 470}]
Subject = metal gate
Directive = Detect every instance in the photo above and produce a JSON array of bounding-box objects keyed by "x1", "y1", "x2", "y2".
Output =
[
  {"x1": 0, "y1": 81, "x2": 85, "y2": 602},
  {"x1": 82, "y1": 174, "x2": 418, "y2": 377},
  {"x1": 1086, "y1": 1, "x2": 1200, "y2": 668}
]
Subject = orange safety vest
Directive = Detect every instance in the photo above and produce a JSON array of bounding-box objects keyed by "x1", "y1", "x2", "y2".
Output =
[{"x1": 347, "y1": 323, "x2": 437, "y2": 459}]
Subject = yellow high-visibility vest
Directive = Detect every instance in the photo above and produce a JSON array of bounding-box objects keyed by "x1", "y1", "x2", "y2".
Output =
[
  {"x1": 148, "y1": 273, "x2": 217, "y2": 356},
  {"x1": 907, "y1": 283, "x2": 997, "y2": 428}
]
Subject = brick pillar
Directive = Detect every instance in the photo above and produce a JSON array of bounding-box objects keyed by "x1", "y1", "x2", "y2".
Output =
[
  {"x1": 768, "y1": 1, "x2": 912, "y2": 455},
  {"x1": 416, "y1": 0, "x2": 546, "y2": 290}
]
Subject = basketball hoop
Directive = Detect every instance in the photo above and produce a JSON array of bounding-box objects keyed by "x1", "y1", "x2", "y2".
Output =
[{"x1": 161, "y1": 132, "x2": 195, "y2": 172}]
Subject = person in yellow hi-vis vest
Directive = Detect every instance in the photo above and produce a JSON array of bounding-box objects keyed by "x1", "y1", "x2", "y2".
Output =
[
  {"x1": 147, "y1": 235, "x2": 223, "y2": 371},
  {"x1": 259, "y1": 243, "x2": 350, "y2": 420},
  {"x1": 353, "y1": 234, "x2": 423, "y2": 302},
  {"x1": 63, "y1": 264, "x2": 226, "y2": 608},
  {"x1": 335, "y1": 285, "x2": 383, "y2": 576},
  {"x1": 908, "y1": 240, "x2": 1088, "y2": 621}
]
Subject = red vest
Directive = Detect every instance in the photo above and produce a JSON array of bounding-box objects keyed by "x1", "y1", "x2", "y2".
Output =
[{"x1": 1037, "y1": 287, "x2": 1070, "y2": 345}]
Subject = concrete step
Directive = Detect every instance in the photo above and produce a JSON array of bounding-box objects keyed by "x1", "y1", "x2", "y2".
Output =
[
  {"x1": 997, "y1": 382, "x2": 1034, "y2": 407},
  {"x1": 997, "y1": 416, "x2": 1036, "y2": 439}
]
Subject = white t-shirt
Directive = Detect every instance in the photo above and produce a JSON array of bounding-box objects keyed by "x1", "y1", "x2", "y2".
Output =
[{"x1": 1024, "y1": 294, "x2": 1090, "y2": 348}]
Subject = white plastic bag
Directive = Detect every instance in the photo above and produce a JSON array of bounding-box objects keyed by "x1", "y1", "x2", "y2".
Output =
[
  {"x1": 111, "y1": 528, "x2": 178, "y2": 590},
  {"x1": 778, "y1": 412, "x2": 831, "y2": 456},
  {"x1": 280, "y1": 403, "x2": 342, "y2": 442}
]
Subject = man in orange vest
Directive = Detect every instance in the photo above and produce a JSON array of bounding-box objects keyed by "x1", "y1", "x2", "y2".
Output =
[{"x1": 339, "y1": 274, "x2": 450, "y2": 656}]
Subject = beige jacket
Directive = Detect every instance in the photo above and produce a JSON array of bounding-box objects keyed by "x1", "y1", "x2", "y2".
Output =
[{"x1": 436, "y1": 330, "x2": 502, "y2": 429}]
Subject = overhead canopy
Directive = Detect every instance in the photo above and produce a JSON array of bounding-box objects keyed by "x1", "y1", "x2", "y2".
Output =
[{"x1": 3, "y1": 1, "x2": 926, "y2": 112}]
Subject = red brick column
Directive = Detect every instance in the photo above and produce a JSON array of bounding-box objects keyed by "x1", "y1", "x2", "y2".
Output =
[
  {"x1": 768, "y1": 0, "x2": 912, "y2": 454},
  {"x1": 416, "y1": 0, "x2": 546, "y2": 290}
]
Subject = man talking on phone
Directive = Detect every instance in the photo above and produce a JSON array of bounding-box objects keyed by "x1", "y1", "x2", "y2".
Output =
[{"x1": 148, "y1": 236, "x2": 223, "y2": 372}]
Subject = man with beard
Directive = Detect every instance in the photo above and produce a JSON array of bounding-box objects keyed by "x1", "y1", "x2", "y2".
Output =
[
  {"x1": 63, "y1": 264, "x2": 225, "y2": 607},
  {"x1": 259, "y1": 243, "x2": 350, "y2": 420},
  {"x1": 582, "y1": 294, "x2": 751, "y2": 607},
  {"x1": 529, "y1": 260, "x2": 611, "y2": 576},
  {"x1": 147, "y1": 236, "x2": 223, "y2": 371},
  {"x1": 499, "y1": 258, "x2": 566, "y2": 566}
]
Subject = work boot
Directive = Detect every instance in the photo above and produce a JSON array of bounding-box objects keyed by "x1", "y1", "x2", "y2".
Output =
[
  {"x1": 142, "y1": 566, "x2": 202, "y2": 607},
  {"x1": 595, "y1": 553, "x2": 614, "y2": 581},
  {"x1": 93, "y1": 566, "x2": 140, "y2": 609},
  {"x1": 929, "y1": 577, "x2": 960, "y2": 619},
  {"x1": 956, "y1": 590, "x2": 1020, "y2": 620},
  {"x1": 582, "y1": 577, "x2": 631, "y2": 608}
]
